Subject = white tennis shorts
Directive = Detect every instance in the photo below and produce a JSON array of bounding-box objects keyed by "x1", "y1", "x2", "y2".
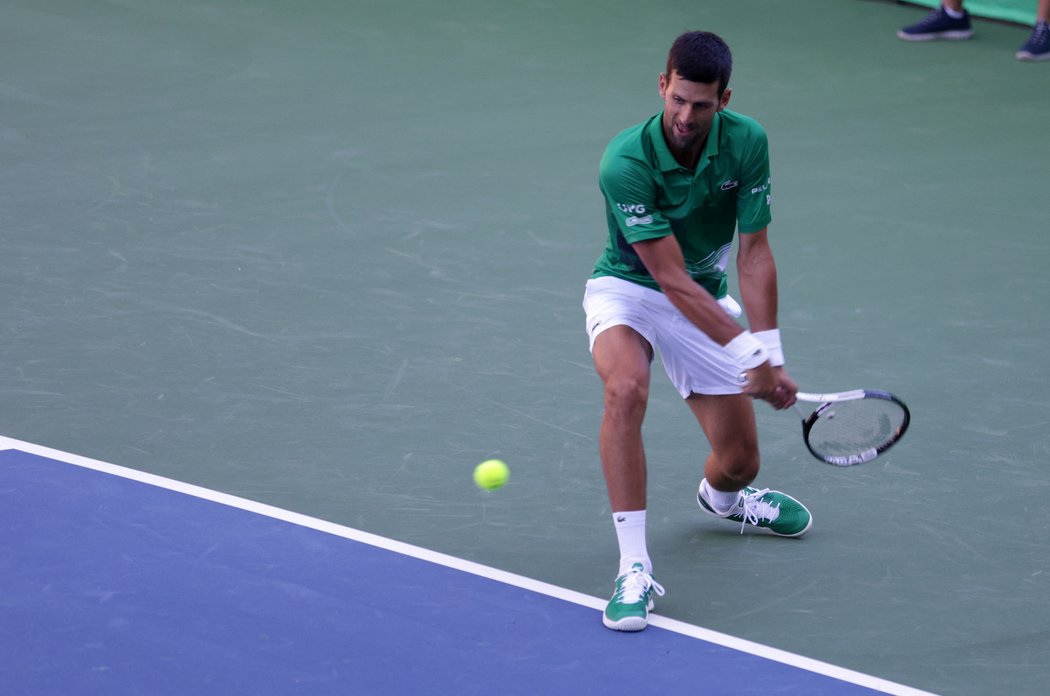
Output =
[{"x1": 582, "y1": 276, "x2": 743, "y2": 398}]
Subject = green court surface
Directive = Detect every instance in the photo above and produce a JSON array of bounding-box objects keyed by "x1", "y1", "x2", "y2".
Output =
[{"x1": 2, "y1": 1, "x2": 1048, "y2": 694}]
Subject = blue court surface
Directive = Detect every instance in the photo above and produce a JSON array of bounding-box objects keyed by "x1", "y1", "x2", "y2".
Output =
[{"x1": 0, "y1": 438, "x2": 935, "y2": 695}]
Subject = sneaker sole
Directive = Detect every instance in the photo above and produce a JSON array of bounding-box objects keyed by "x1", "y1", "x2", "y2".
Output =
[
  {"x1": 720, "y1": 513, "x2": 813, "y2": 538},
  {"x1": 897, "y1": 30, "x2": 974, "y2": 42},
  {"x1": 602, "y1": 614, "x2": 648, "y2": 631},
  {"x1": 602, "y1": 599, "x2": 655, "y2": 631},
  {"x1": 1017, "y1": 51, "x2": 1050, "y2": 61}
]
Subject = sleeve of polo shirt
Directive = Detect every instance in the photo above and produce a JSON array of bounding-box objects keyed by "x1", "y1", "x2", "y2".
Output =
[
  {"x1": 599, "y1": 155, "x2": 673, "y2": 244},
  {"x1": 736, "y1": 123, "x2": 773, "y2": 234}
]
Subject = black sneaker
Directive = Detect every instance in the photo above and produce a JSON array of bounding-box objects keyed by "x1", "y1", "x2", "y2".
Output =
[
  {"x1": 897, "y1": 6, "x2": 974, "y2": 41},
  {"x1": 1017, "y1": 21, "x2": 1050, "y2": 61}
]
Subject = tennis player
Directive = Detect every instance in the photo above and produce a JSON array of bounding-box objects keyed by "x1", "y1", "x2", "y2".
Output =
[{"x1": 583, "y1": 31, "x2": 812, "y2": 632}]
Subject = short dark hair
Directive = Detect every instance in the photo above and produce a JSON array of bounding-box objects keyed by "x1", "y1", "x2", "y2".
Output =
[{"x1": 665, "y1": 31, "x2": 733, "y2": 96}]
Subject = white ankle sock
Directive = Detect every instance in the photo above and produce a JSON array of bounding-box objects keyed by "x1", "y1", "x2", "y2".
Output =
[
  {"x1": 701, "y1": 479, "x2": 741, "y2": 514},
  {"x1": 944, "y1": 5, "x2": 965, "y2": 19},
  {"x1": 612, "y1": 510, "x2": 651, "y2": 574}
]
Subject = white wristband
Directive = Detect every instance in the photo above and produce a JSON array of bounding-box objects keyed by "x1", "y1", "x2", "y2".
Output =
[
  {"x1": 723, "y1": 331, "x2": 769, "y2": 370},
  {"x1": 753, "y1": 329, "x2": 784, "y2": 367}
]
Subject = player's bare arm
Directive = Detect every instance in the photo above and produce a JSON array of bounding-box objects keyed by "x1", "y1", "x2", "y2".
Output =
[
  {"x1": 631, "y1": 234, "x2": 779, "y2": 398},
  {"x1": 736, "y1": 228, "x2": 796, "y2": 408},
  {"x1": 632, "y1": 235, "x2": 743, "y2": 344},
  {"x1": 735, "y1": 228, "x2": 778, "y2": 331}
]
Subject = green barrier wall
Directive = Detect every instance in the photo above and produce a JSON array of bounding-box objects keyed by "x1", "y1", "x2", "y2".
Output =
[{"x1": 907, "y1": 0, "x2": 1038, "y2": 24}]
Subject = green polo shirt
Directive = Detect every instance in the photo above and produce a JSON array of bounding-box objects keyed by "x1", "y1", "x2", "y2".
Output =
[{"x1": 592, "y1": 109, "x2": 772, "y2": 297}]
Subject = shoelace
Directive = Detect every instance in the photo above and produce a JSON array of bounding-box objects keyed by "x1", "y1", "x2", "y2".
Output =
[
  {"x1": 915, "y1": 13, "x2": 942, "y2": 30},
  {"x1": 736, "y1": 488, "x2": 781, "y2": 534},
  {"x1": 915, "y1": 8, "x2": 955, "y2": 30},
  {"x1": 614, "y1": 568, "x2": 666, "y2": 604}
]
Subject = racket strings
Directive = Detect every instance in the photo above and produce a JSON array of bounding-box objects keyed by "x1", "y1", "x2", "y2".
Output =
[{"x1": 807, "y1": 399, "x2": 906, "y2": 457}]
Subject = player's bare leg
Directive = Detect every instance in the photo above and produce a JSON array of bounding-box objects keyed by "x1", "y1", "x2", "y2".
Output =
[
  {"x1": 592, "y1": 325, "x2": 665, "y2": 631},
  {"x1": 593, "y1": 325, "x2": 652, "y2": 514},
  {"x1": 688, "y1": 393, "x2": 813, "y2": 537}
]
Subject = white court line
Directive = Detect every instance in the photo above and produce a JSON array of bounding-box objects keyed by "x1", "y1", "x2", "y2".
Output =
[{"x1": 1, "y1": 435, "x2": 938, "y2": 696}]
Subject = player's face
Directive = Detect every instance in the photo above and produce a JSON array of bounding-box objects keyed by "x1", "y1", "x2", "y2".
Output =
[{"x1": 658, "y1": 72, "x2": 731, "y2": 160}]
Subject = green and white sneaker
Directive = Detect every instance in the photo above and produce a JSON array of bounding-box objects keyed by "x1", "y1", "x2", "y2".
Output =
[
  {"x1": 697, "y1": 480, "x2": 812, "y2": 537},
  {"x1": 602, "y1": 563, "x2": 666, "y2": 632}
]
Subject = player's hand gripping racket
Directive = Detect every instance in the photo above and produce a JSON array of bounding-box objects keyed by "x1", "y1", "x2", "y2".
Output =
[{"x1": 793, "y1": 390, "x2": 911, "y2": 466}]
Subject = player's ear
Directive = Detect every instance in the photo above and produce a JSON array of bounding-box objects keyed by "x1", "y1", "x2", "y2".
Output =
[
  {"x1": 658, "y1": 72, "x2": 668, "y2": 98},
  {"x1": 718, "y1": 87, "x2": 732, "y2": 111}
]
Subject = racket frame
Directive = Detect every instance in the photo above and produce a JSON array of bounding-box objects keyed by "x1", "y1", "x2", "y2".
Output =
[{"x1": 794, "y1": 390, "x2": 911, "y2": 466}]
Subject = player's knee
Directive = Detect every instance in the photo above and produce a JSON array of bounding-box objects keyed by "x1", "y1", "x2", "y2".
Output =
[
  {"x1": 603, "y1": 372, "x2": 649, "y2": 420},
  {"x1": 717, "y1": 447, "x2": 760, "y2": 486}
]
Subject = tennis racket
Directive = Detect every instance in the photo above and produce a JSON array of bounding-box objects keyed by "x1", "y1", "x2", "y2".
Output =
[{"x1": 793, "y1": 390, "x2": 911, "y2": 466}]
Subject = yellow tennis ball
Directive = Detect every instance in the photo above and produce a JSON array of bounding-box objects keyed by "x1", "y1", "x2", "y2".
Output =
[{"x1": 474, "y1": 459, "x2": 509, "y2": 490}]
